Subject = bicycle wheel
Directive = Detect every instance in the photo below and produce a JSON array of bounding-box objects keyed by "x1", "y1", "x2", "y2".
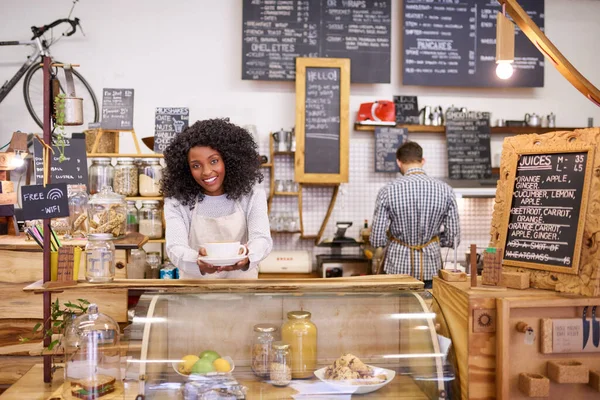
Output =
[{"x1": 23, "y1": 63, "x2": 99, "y2": 130}]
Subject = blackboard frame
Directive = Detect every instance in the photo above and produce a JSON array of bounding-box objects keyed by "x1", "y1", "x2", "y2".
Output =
[
  {"x1": 497, "y1": 145, "x2": 594, "y2": 275},
  {"x1": 294, "y1": 58, "x2": 350, "y2": 184}
]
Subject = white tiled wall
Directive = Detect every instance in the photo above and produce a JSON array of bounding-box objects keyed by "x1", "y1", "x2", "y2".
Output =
[{"x1": 258, "y1": 131, "x2": 495, "y2": 268}]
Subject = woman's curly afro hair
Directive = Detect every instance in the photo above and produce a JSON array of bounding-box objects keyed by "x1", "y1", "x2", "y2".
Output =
[{"x1": 161, "y1": 118, "x2": 263, "y2": 206}]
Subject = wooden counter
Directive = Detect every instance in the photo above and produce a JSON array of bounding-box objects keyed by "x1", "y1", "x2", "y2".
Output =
[{"x1": 0, "y1": 364, "x2": 429, "y2": 399}]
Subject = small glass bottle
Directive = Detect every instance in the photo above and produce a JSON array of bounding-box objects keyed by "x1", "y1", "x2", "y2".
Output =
[
  {"x1": 88, "y1": 158, "x2": 114, "y2": 195},
  {"x1": 114, "y1": 157, "x2": 139, "y2": 196},
  {"x1": 127, "y1": 248, "x2": 146, "y2": 279},
  {"x1": 125, "y1": 201, "x2": 139, "y2": 234},
  {"x1": 69, "y1": 184, "x2": 89, "y2": 238},
  {"x1": 270, "y1": 341, "x2": 292, "y2": 387},
  {"x1": 63, "y1": 304, "x2": 121, "y2": 399},
  {"x1": 138, "y1": 158, "x2": 163, "y2": 197},
  {"x1": 146, "y1": 251, "x2": 161, "y2": 279},
  {"x1": 251, "y1": 324, "x2": 279, "y2": 378},
  {"x1": 139, "y1": 200, "x2": 163, "y2": 239},
  {"x1": 85, "y1": 233, "x2": 116, "y2": 282},
  {"x1": 281, "y1": 311, "x2": 317, "y2": 379}
]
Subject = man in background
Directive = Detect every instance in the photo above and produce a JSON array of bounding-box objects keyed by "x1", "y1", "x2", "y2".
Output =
[{"x1": 370, "y1": 141, "x2": 460, "y2": 288}]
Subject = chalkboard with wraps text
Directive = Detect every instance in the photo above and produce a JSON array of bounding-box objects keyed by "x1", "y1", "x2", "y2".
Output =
[
  {"x1": 154, "y1": 107, "x2": 190, "y2": 153},
  {"x1": 295, "y1": 58, "x2": 349, "y2": 184},
  {"x1": 503, "y1": 151, "x2": 590, "y2": 271},
  {"x1": 101, "y1": 88, "x2": 134, "y2": 130},
  {"x1": 374, "y1": 127, "x2": 408, "y2": 173}
]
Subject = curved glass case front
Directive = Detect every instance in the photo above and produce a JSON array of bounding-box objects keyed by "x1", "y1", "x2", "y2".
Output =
[{"x1": 124, "y1": 290, "x2": 459, "y2": 399}]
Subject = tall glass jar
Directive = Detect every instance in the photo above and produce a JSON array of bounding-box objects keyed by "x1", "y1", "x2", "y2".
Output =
[
  {"x1": 281, "y1": 311, "x2": 317, "y2": 379},
  {"x1": 88, "y1": 186, "x2": 126, "y2": 238},
  {"x1": 127, "y1": 248, "x2": 146, "y2": 279},
  {"x1": 126, "y1": 200, "x2": 139, "y2": 234},
  {"x1": 139, "y1": 200, "x2": 163, "y2": 239},
  {"x1": 114, "y1": 157, "x2": 138, "y2": 196},
  {"x1": 139, "y1": 158, "x2": 163, "y2": 197},
  {"x1": 63, "y1": 304, "x2": 122, "y2": 399},
  {"x1": 69, "y1": 184, "x2": 89, "y2": 238},
  {"x1": 85, "y1": 233, "x2": 116, "y2": 282},
  {"x1": 146, "y1": 251, "x2": 161, "y2": 279},
  {"x1": 88, "y1": 158, "x2": 114, "y2": 195},
  {"x1": 251, "y1": 324, "x2": 279, "y2": 378},
  {"x1": 270, "y1": 342, "x2": 292, "y2": 386}
]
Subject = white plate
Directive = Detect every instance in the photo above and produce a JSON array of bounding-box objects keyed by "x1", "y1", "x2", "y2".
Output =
[
  {"x1": 172, "y1": 355, "x2": 235, "y2": 377},
  {"x1": 314, "y1": 365, "x2": 395, "y2": 395},
  {"x1": 198, "y1": 255, "x2": 247, "y2": 267}
]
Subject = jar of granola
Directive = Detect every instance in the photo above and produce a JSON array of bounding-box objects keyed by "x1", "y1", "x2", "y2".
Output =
[
  {"x1": 251, "y1": 323, "x2": 279, "y2": 378},
  {"x1": 270, "y1": 342, "x2": 292, "y2": 387},
  {"x1": 87, "y1": 186, "x2": 126, "y2": 238},
  {"x1": 113, "y1": 158, "x2": 138, "y2": 196}
]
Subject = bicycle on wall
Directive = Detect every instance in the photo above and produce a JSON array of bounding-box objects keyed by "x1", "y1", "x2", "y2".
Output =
[{"x1": 0, "y1": 0, "x2": 99, "y2": 129}]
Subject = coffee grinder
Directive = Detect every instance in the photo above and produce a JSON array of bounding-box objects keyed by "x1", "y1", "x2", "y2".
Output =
[{"x1": 316, "y1": 221, "x2": 370, "y2": 278}]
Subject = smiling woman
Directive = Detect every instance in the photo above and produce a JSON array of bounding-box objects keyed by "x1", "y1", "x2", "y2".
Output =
[{"x1": 161, "y1": 119, "x2": 273, "y2": 279}]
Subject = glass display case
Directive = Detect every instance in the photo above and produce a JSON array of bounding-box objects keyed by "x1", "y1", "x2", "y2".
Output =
[{"x1": 123, "y1": 290, "x2": 459, "y2": 399}]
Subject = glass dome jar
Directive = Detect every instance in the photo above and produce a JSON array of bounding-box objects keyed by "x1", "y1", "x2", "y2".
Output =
[
  {"x1": 281, "y1": 310, "x2": 317, "y2": 379},
  {"x1": 88, "y1": 186, "x2": 126, "y2": 238},
  {"x1": 63, "y1": 304, "x2": 122, "y2": 399},
  {"x1": 125, "y1": 200, "x2": 139, "y2": 234},
  {"x1": 270, "y1": 341, "x2": 292, "y2": 386},
  {"x1": 139, "y1": 200, "x2": 163, "y2": 239},
  {"x1": 85, "y1": 233, "x2": 116, "y2": 282},
  {"x1": 251, "y1": 323, "x2": 279, "y2": 378},
  {"x1": 138, "y1": 158, "x2": 163, "y2": 197},
  {"x1": 69, "y1": 184, "x2": 89, "y2": 238},
  {"x1": 88, "y1": 158, "x2": 114, "y2": 195},
  {"x1": 114, "y1": 157, "x2": 138, "y2": 196}
]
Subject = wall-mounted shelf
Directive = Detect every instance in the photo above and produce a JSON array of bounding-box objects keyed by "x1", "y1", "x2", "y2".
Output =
[
  {"x1": 87, "y1": 153, "x2": 164, "y2": 158},
  {"x1": 274, "y1": 151, "x2": 295, "y2": 156},
  {"x1": 354, "y1": 123, "x2": 584, "y2": 135},
  {"x1": 147, "y1": 238, "x2": 166, "y2": 243},
  {"x1": 261, "y1": 163, "x2": 273, "y2": 168}
]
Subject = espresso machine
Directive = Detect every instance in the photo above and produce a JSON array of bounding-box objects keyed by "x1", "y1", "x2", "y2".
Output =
[{"x1": 316, "y1": 222, "x2": 370, "y2": 278}]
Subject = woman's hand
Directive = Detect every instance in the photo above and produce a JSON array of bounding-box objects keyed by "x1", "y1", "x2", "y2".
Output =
[
  {"x1": 217, "y1": 245, "x2": 249, "y2": 272},
  {"x1": 197, "y1": 247, "x2": 219, "y2": 275}
]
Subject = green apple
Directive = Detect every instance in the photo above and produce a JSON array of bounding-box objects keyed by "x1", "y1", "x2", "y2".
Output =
[
  {"x1": 191, "y1": 357, "x2": 215, "y2": 374},
  {"x1": 198, "y1": 350, "x2": 221, "y2": 364}
]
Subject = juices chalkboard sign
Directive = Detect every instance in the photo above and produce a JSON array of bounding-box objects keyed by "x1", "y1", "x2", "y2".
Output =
[
  {"x1": 295, "y1": 58, "x2": 349, "y2": 184},
  {"x1": 502, "y1": 150, "x2": 592, "y2": 274}
]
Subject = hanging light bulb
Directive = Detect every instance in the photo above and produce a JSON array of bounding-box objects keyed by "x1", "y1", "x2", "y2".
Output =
[
  {"x1": 496, "y1": 6, "x2": 515, "y2": 80},
  {"x1": 10, "y1": 151, "x2": 24, "y2": 168},
  {"x1": 496, "y1": 61, "x2": 514, "y2": 80}
]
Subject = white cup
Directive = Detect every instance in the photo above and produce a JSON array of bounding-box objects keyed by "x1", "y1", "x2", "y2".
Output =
[{"x1": 202, "y1": 242, "x2": 247, "y2": 258}]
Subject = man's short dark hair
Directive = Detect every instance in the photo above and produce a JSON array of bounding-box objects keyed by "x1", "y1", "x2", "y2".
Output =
[{"x1": 396, "y1": 141, "x2": 423, "y2": 163}]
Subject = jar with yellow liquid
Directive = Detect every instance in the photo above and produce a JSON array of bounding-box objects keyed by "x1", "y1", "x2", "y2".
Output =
[{"x1": 281, "y1": 310, "x2": 317, "y2": 379}]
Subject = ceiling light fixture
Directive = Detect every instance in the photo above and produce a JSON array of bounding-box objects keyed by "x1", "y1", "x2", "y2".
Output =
[{"x1": 496, "y1": 4, "x2": 515, "y2": 80}]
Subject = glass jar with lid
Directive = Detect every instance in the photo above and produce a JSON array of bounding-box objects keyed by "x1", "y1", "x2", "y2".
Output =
[
  {"x1": 146, "y1": 251, "x2": 161, "y2": 279},
  {"x1": 139, "y1": 200, "x2": 163, "y2": 239},
  {"x1": 69, "y1": 184, "x2": 89, "y2": 238},
  {"x1": 139, "y1": 158, "x2": 163, "y2": 197},
  {"x1": 88, "y1": 186, "x2": 126, "y2": 238},
  {"x1": 270, "y1": 341, "x2": 292, "y2": 386},
  {"x1": 63, "y1": 303, "x2": 122, "y2": 399},
  {"x1": 113, "y1": 157, "x2": 138, "y2": 196},
  {"x1": 127, "y1": 248, "x2": 147, "y2": 279},
  {"x1": 85, "y1": 233, "x2": 116, "y2": 282},
  {"x1": 251, "y1": 323, "x2": 279, "y2": 378},
  {"x1": 281, "y1": 310, "x2": 317, "y2": 379},
  {"x1": 126, "y1": 200, "x2": 139, "y2": 234},
  {"x1": 88, "y1": 158, "x2": 114, "y2": 195}
]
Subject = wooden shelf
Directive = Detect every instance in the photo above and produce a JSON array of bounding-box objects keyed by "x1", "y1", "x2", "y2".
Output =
[
  {"x1": 273, "y1": 191, "x2": 300, "y2": 196},
  {"x1": 354, "y1": 123, "x2": 584, "y2": 135},
  {"x1": 271, "y1": 230, "x2": 301, "y2": 234},
  {"x1": 125, "y1": 196, "x2": 163, "y2": 201},
  {"x1": 261, "y1": 163, "x2": 273, "y2": 168},
  {"x1": 147, "y1": 238, "x2": 166, "y2": 243},
  {"x1": 274, "y1": 151, "x2": 295, "y2": 156},
  {"x1": 87, "y1": 153, "x2": 164, "y2": 158}
]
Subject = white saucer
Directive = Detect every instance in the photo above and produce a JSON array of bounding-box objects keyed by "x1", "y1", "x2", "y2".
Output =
[{"x1": 198, "y1": 255, "x2": 247, "y2": 267}]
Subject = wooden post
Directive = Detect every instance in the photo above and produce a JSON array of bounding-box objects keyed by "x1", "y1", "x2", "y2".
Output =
[
  {"x1": 470, "y1": 244, "x2": 478, "y2": 288},
  {"x1": 42, "y1": 56, "x2": 52, "y2": 383}
]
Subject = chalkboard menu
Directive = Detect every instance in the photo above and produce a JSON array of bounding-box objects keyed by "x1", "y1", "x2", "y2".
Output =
[
  {"x1": 33, "y1": 133, "x2": 88, "y2": 186},
  {"x1": 402, "y1": 0, "x2": 544, "y2": 87},
  {"x1": 393, "y1": 96, "x2": 419, "y2": 124},
  {"x1": 374, "y1": 127, "x2": 408, "y2": 172},
  {"x1": 242, "y1": 0, "x2": 391, "y2": 83},
  {"x1": 21, "y1": 183, "x2": 70, "y2": 220},
  {"x1": 445, "y1": 111, "x2": 492, "y2": 180},
  {"x1": 304, "y1": 67, "x2": 341, "y2": 174},
  {"x1": 504, "y1": 152, "x2": 588, "y2": 269},
  {"x1": 154, "y1": 107, "x2": 190, "y2": 153},
  {"x1": 101, "y1": 88, "x2": 134, "y2": 130}
]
